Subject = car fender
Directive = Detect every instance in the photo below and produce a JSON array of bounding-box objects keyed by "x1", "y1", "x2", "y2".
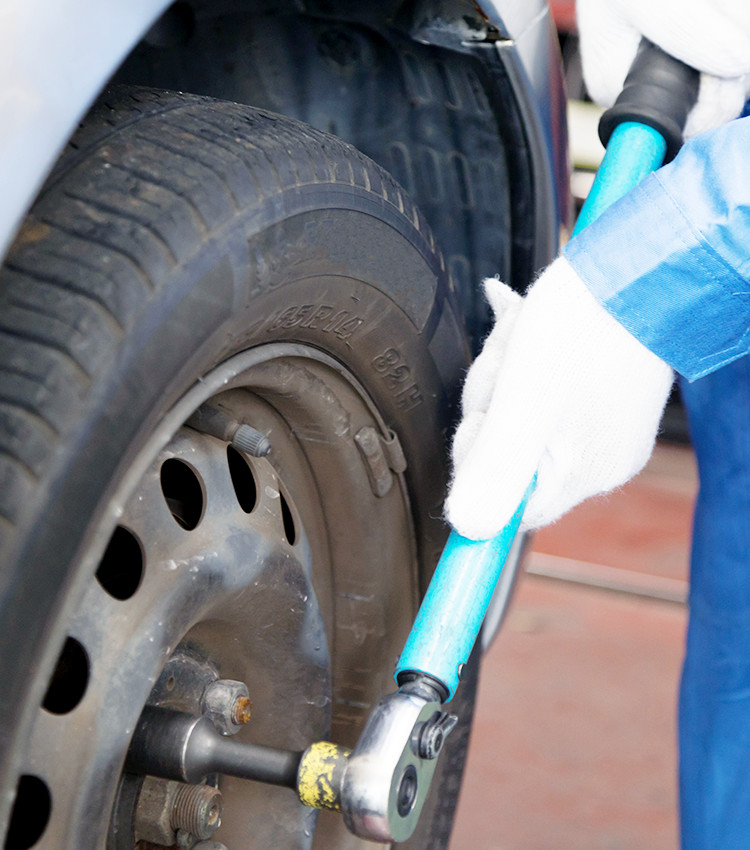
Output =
[{"x1": 0, "y1": 0, "x2": 170, "y2": 261}]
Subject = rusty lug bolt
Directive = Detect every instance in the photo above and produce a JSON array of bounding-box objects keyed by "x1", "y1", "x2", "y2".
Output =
[
  {"x1": 232, "y1": 695, "x2": 253, "y2": 726},
  {"x1": 202, "y1": 679, "x2": 254, "y2": 736},
  {"x1": 171, "y1": 783, "x2": 223, "y2": 841}
]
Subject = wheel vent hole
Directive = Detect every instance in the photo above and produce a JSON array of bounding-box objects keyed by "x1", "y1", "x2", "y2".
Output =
[
  {"x1": 42, "y1": 637, "x2": 89, "y2": 715},
  {"x1": 280, "y1": 491, "x2": 297, "y2": 545},
  {"x1": 227, "y1": 445, "x2": 258, "y2": 513},
  {"x1": 4, "y1": 775, "x2": 51, "y2": 850},
  {"x1": 160, "y1": 458, "x2": 204, "y2": 530},
  {"x1": 96, "y1": 526, "x2": 144, "y2": 600}
]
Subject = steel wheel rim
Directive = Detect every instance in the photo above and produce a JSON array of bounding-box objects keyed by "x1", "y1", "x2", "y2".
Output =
[{"x1": 12, "y1": 344, "x2": 417, "y2": 850}]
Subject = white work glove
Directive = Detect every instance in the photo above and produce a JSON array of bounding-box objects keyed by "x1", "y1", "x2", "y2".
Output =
[
  {"x1": 445, "y1": 258, "x2": 674, "y2": 541},
  {"x1": 577, "y1": 0, "x2": 750, "y2": 137}
]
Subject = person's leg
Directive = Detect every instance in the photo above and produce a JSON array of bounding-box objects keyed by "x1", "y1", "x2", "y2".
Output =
[{"x1": 679, "y1": 355, "x2": 750, "y2": 848}]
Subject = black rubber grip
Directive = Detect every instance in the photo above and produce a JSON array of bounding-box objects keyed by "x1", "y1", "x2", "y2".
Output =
[{"x1": 598, "y1": 39, "x2": 700, "y2": 161}]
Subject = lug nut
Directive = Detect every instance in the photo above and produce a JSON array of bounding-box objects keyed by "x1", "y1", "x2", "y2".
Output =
[
  {"x1": 202, "y1": 679, "x2": 254, "y2": 736},
  {"x1": 134, "y1": 777, "x2": 223, "y2": 846},
  {"x1": 171, "y1": 783, "x2": 223, "y2": 841}
]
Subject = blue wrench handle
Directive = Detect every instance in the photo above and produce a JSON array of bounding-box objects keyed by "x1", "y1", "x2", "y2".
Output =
[
  {"x1": 395, "y1": 122, "x2": 666, "y2": 703},
  {"x1": 572, "y1": 122, "x2": 666, "y2": 235},
  {"x1": 395, "y1": 41, "x2": 698, "y2": 703},
  {"x1": 394, "y1": 124, "x2": 662, "y2": 703},
  {"x1": 395, "y1": 122, "x2": 666, "y2": 702},
  {"x1": 396, "y1": 478, "x2": 536, "y2": 700}
]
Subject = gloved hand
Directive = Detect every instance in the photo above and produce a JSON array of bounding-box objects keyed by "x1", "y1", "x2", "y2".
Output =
[
  {"x1": 576, "y1": 0, "x2": 750, "y2": 137},
  {"x1": 445, "y1": 258, "x2": 674, "y2": 541}
]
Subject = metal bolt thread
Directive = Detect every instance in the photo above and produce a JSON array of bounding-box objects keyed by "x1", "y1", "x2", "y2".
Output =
[
  {"x1": 171, "y1": 784, "x2": 223, "y2": 840},
  {"x1": 232, "y1": 425, "x2": 271, "y2": 457}
]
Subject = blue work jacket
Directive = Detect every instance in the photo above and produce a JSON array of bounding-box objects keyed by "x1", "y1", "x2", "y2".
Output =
[{"x1": 564, "y1": 116, "x2": 750, "y2": 381}]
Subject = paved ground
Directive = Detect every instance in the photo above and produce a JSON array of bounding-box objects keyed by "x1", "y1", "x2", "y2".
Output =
[{"x1": 449, "y1": 444, "x2": 697, "y2": 849}]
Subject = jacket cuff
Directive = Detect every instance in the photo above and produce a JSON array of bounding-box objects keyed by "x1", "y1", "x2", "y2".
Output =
[{"x1": 563, "y1": 171, "x2": 750, "y2": 381}]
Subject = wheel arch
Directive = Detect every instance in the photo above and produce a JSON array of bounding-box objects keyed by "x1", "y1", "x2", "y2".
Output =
[{"x1": 0, "y1": 0, "x2": 567, "y2": 331}]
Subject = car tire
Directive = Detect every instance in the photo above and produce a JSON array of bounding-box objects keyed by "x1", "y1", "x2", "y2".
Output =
[{"x1": 0, "y1": 87, "x2": 476, "y2": 849}]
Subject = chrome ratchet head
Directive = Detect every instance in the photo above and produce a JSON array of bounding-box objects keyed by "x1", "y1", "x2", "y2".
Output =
[{"x1": 340, "y1": 684, "x2": 457, "y2": 843}]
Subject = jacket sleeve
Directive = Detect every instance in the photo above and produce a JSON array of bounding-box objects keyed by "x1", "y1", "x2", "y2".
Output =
[{"x1": 563, "y1": 116, "x2": 750, "y2": 381}]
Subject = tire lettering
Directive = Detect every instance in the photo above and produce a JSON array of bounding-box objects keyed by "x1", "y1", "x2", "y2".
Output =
[
  {"x1": 322, "y1": 310, "x2": 352, "y2": 332},
  {"x1": 371, "y1": 348, "x2": 423, "y2": 412},
  {"x1": 264, "y1": 304, "x2": 364, "y2": 341},
  {"x1": 395, "y1": 384, "x2": 423, "y2": 411},
  {"x1": 372, "y1": 348, "x2": 400, "y2": 372},
  {"x1": 332, "y1": 317, "x2": 364, "y2": 340},
  {"x1": 299, "y1": 305, "x2": 334, "y2": 329},
  {"x1": 382, "y1": 364, "x2": 410, "y2": 389}
]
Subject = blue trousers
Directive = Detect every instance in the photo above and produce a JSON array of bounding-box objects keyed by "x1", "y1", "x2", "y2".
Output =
[{"x1": 679, "y1": 355, "x2": 750, "y2": 848}]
